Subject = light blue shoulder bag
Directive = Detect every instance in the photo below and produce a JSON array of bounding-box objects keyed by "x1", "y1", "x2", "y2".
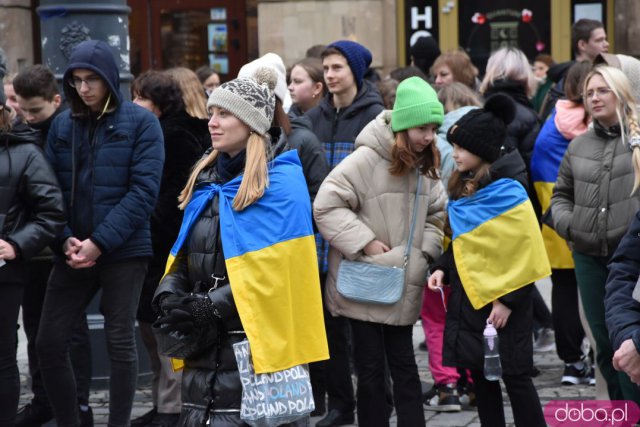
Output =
[{"x1": 336, "y1": 171, "x2": 424, "y2": 305}]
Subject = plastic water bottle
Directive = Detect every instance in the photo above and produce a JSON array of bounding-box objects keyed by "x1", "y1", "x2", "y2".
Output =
[{"x1": 483, "y1": 319, "x2": 502, "y2": 381}]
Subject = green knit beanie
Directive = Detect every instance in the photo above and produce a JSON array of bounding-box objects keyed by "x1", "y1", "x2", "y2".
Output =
[{"x1": 391, "y1": 76, "x2": 444, "y2": 132}]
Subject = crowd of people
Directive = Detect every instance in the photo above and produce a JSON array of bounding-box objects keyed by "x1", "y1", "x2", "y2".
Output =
[{"x1": 2, "y1": 15, "x2": 640, "y2": 427}]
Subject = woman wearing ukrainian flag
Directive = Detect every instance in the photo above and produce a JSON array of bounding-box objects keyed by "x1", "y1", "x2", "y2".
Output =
[
  {"x1": 151, "y1": 68, "x2": 328, "y2": 426},
  {"x1": 427, "y1": 93, "x2": 549, "y2": 427}
]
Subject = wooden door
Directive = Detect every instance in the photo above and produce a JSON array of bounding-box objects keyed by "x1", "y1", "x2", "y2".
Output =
[{"x1": 128, "y1": 0, "x2": 247, "y2": 78}]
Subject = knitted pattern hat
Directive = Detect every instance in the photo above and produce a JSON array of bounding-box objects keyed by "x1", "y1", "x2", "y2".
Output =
[
  {"x1": 0, "y1": 48, "x2": 7, "y2": 107},
  {"x1": 207, "y1": 67, "x2": 277, "y2": 135},
  {"x1": 238, "y1": 52, "x2": 292, "y2": 113},
  {"x1": 594, "y1": 53, "x2": 640, "y2": 104},
  {"x1": 447, "y1": 94, "x2": 516, "y2": 163},
  {"x1": 327, "y1": 40, "x2": 372, "y2": 89},
  {"x1": 391, "y1": 76, "x2": 444, "y2": 131}
]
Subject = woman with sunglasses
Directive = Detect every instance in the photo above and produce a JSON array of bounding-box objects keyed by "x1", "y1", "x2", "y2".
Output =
[{"x1": 551, "y1": 65, "x2": 640, "y2": 402}]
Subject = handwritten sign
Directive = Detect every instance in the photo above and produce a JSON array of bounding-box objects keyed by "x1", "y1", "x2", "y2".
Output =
[{"x1": 233, "y1": 340, "x2": 314, "y2": 427}]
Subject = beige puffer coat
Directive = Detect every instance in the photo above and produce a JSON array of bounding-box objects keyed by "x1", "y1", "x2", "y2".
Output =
[
  {"x1": 551, "y1": 125, "x2": 640, "y2": 257},
  {"x1": 313, "y1": 111, "x2": 447, "y2": 325}
]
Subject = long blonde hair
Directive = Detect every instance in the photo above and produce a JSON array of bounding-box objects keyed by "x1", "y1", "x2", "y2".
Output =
[
  {"x1": 164, "y1": 67, "x2": 209, "y2": 120},
  {"x1": 584, "y1": 65, "x2": 640, "y2": 193},
  {"x1": 178, "y1": 133, "x2": 269, "y2": 211}
]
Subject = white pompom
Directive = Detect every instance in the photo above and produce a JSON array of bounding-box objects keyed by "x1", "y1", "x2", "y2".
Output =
[{"x1": 252, "y1": 66, "x2": 277, "y2": 91}]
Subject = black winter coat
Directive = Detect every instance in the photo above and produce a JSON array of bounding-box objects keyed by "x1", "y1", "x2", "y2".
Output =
[
  {"x1": 436, "y1": 150, "x2": 535, "y2": 375},
  {"x1": 288, "y1": 115, "x2": 329, "y2": 204},
  {"x1": 605, "y1": 209, "x2": 640, "y2": 352},
  {"x1": 484, "y1": 80, "x2": 542, "y2": 217},
  {"x1": 0, "y1": 124, "x2": 66, "y2": 283},
  {"x1": 138, "y1": 110, "x2": 208, "y2": 322},
  {"x1": 153, "y1": 160, "x2": 245, "y2": 426},
  {"x1": 306, "y1": 80, "x2": 384, "y2": 170}
]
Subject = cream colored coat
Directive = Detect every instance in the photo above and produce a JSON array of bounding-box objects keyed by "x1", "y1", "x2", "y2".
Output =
[{"x1": 313, "y1": 111, "x2": 447, "y2": 325}]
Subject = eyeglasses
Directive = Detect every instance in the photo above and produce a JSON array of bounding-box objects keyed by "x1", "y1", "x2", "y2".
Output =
[
  {"x1": 585, "y1": 87, "x2": 613, "y2": 99},
  {"x1": 68, "y1": 75, "x2": 102, "y2": 90}
]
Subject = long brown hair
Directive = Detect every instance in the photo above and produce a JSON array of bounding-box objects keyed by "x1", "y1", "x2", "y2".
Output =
[
  {"x1": 447, "y1": 163, "x2": 492, "y2": 200},
  {"x1": 0, "y1": 105, "x2": 11, "y2": 132},
  {"x1": 164, "y1": 67, "x2": 208, "y2": 120},
  {"x1": 178, "y1": 133, "x2": 269, "y2": 211},
  {"x1": 388, "y1": 130, "x2": 440, "y2": 179}
]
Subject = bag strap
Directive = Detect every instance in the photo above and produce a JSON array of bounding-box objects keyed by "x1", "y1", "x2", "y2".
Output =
[{"x1": 403, "y1": 170, "x2": 427, "y2": 268}]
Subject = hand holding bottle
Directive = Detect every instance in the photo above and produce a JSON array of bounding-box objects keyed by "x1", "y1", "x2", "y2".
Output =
[{"x1": 488, "y1": 299, "x2": 511, "y2": 329}]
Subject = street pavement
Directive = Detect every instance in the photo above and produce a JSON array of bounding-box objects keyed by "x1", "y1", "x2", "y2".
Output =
[{"x1": 18, "y1": 278, "x2": 595, "y2": 426}]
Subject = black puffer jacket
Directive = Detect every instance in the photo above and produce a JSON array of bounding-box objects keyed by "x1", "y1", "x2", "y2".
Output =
[
  {"x1": 484, "y1": 80, "x2": 541, "y2": 169},
  {"x1": 138, "y1": 110, "x2": 208, "y2": 323},
  {"x1": 153, "y1": 161, "x2": 245, "y2": 427},
  {"x1": 436, "y1": 150, "x2": 535, "y2": 375},
  {"x1": 288, "y1": 115, "x2": 329, "y2": 204},
  {"x1": 484, "y1": 80, "x2": 542, "y2": 216},
  {"x1": 0, "y1": 124, "x2": 66, "y2": 282}
]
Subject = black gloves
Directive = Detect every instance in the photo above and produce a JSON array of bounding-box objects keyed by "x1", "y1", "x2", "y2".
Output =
[{"x1": 157, "y1": 290, "x2": 221, "y2": 335}]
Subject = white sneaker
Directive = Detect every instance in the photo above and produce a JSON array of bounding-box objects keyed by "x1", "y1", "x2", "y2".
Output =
[{"x1": 533, "y1": 328, "x2": 556, "y2": 352}]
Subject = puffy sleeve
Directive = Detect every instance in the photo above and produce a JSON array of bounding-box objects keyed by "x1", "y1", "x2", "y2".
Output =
[
  {"x1": 551, "y1": 143, "x2": 576, "y2": 241},
  {"x1": 605, "y1": 210, "x2": 640, "y2": 352},
  {"x1": 421, "y1": 178, "x2": 446, "y2": 261},
  {"x1": 313, "y1": 150, "x2": 376, "y2": 260}
]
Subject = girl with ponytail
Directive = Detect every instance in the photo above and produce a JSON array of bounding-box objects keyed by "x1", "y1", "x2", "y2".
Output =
[
  {"x1": 552, "y1": 65, "x2": 640, "y2": 402},
  {"x1": 152, "y1": 68, "x2": 326, "y2": 426}
]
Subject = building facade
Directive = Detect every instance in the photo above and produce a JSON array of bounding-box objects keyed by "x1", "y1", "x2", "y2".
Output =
[{"x1": 1, "y1": 0, "x2": 638, "y2": 88}]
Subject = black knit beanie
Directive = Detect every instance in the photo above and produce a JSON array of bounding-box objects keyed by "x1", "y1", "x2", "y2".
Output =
[
  {"x1": 446, "y1": 94, "x2": 516, "y2": 163},
  {"x1": 410, "y1": 36, "x2": 441, "y2": 75}
]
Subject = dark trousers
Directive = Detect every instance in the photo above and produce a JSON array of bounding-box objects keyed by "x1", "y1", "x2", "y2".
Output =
[
  {"x1": 36, "y1": 259, "x2": 146, "y2": 427},
  {"x1": 531, "y1": 285, "x2": 553, "y2": 330},
  {"x1": 550, "y1": 268, "x2": 585, "y2": 363},
  {"x1": 23, "y1": 259, "x2": 91, "y2": 409},
  {"x1": 349, "y1": 319, "x2": 425, "y2": 427},
  {"x1": 573, "y1": 252, "x2": 640, "y2": 402},
  {"x1": 309, "y1": 273, "x2": 355, "y2": 414},
  {"x1": 0, "y1": 282, "x2": 23, "y2": 426},
  {"x1": 471, "y1": 370, "x2": 545, "y2": 427}
]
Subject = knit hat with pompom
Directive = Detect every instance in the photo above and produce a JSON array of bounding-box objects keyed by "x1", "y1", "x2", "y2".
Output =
[
  {"x1": 446, "y1": 93, "x2": 516, "y2": 163},
  {"x1": 207, "y1": 66, "x2": 277, "y2": 135}
]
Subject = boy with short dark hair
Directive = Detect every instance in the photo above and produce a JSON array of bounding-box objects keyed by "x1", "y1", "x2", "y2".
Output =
[
  {"x1": 307, "y1": 39, "x2": 384, "y2": 427},
  {"x1": 13, "y1": 64, "x2": 94, "y2": 427},
  {"x1": 36, "y1": 40, "x2": 164, "y2": 427}
]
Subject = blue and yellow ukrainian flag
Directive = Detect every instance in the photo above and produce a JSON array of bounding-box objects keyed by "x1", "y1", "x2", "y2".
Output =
[
  {"x1": 448, "y1": 178, "x2": 551, "y2": 309},
  {"x1": 165, "y1": 150, "x2": 328, "y2": 373},
  {"x1": 530, "y1": 111, "x2": 574, "y2": 269}
]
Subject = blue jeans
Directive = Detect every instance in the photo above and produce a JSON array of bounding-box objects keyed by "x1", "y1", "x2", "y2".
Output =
[{"x1": 36, "y1": 259, "x2": 147, "y2": 427}]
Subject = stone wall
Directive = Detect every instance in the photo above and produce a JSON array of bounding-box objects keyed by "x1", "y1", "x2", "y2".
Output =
[
  {"x1": 613, "y1": 0, "x2": 640, "y2": 57},
  {"x1": 257, "y1": 0, "x2": 396, "y2": 72},
  {"x1": 0, "y1": 0, "x2": 35, "y2": 74}
]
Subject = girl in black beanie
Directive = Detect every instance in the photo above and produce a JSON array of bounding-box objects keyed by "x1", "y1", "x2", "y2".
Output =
[{"x1": 427, "y1": 93, "x2": 548, "y2": 427}]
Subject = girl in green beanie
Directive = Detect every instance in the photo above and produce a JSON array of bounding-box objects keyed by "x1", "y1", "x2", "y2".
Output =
[{"x1": 314, "y1": 76, "x2": 447, "y2": 426}]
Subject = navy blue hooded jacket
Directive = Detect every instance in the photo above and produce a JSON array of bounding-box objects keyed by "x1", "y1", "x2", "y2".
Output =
[
  {"x1": 605, "y1": 209, "x2": 640, "y2": 353},
  {"x1": 45, "y1": 40, "x2": 164, "y2": 263}
]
